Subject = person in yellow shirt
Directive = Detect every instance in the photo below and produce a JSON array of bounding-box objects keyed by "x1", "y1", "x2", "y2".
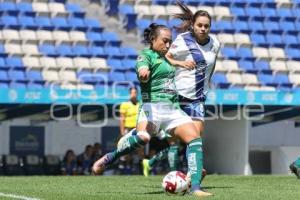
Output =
[{"x1": 119, "y1": 87, "x2": 139, "y2": 136}]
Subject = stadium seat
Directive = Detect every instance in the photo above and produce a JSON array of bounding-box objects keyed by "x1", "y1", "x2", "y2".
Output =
[
  {"x1": 27, "y1": 82, "x2": 44, "y2": 89},
  {"x1": 22, "y1": 44, "x2": 41, "y2": 57},
  {"x1": 19, "y1": 30, "x2": 38, "y2": 44},
  {"x1": 40, "y1": 57, "x2": 58, "y2": 70},
  {"x1": 5, "y1": 44, "x2": 23, "y2": 56},
  {"x1": 23, "y1": 155, "x2": 44, "y2": 175},
  {"x1": 217, "y1": 33, "x2": 235, "y2": 46},
  {"x1": 23, "y1": 57, "x2": 41, "y2": 70},
  {"x1": 241, "y1": 73, "x2": 259, "y2": 85},
  {"x1": 32, "y1": 2, "x2": 51, "y2": 16},
  {"x1": 285, "y1": 48, "x2": 300, "y2": 60},
  {"x1": 90, "y1": 58, "x2": 110, "y2": 71},
  {"x1": 237, "y1": 47, "x2": 254, "y2": 61},
  {"x1": 26, "y1": 70, "x2": 44, "y2": 83},
  {"x1": 73, "y1": 57, "x2": 91, "y2": 71},
  {"x1": 65, "y1": 3, "x2": 85, "y2": 18},
  {"x1": 86, "y1": 31, "x2": 105, "y2": 46},
  {"x1": 268, "y1": 47, "x2": 286, "y2": 60},
  {"x1": 0, "y1": 2, "x2": 18, "y2": 15},
  {"x1": 220, "y1": 47, "x2": 239, "y2": 60},
  {"x1": 56, "y1": 44, "x2": 74, "y2": 57},
  {"x1": 1, "y1": 16, "x2": 20, "y2": 29},
  {"x1": 107, "y1": 59, "x2": 124, "y2": 71},
  {"x1": 286, "y1": 61, "x2": 300, "y2": 72},
  {"x1": 214, "y1": 60, "x2": 226, "y2": 72},
  {"x1": 56, "y1": 57, "x2": 75, "y2": 70},
  {"x1": 109, "y1": 71, "x2": 126, "y2": 84},
  {"x1": 289, "y1": 74, "x2": 300, "y2": 86},
  {"x1": 35, "y1": 16, "x2": 54, "y2": 30},
  {"x1": 77, "y1": 70, "x2": 95, "y2": 83},
  {"x1": 0, "y1": 57, "x2": 7, "y2": 70},
  {"x1": 3, "y1": 155, "x2": 24, "y2": 175},
  {"x1": 234, "y1": 33, "x2": 251, "y2": 47},
  {"x1": 42, "y1": 70, "x2": 60, "y2": 82},
  {"x1": 101, "y1": 32, "x2": 122, "y2": 46},
  {"x1": 68, "y1": 17, "x2": 87, "y2": 31},
  {"x1": 48, "y1": 2, "x2": 68, "y2": 17},
  {"x1": 258, "y1": 73, "x2": 274, "y2": 85},
  {"x1": 266, "y1": 34, "x2": 284, "y2": 47},
  {"x1": 0, "y1": 70, "x2": 9, "y2": 82},
  {"x1": 8, "y1": 70, "x2": 27, "y2": 82},
  {"x1": 250, "y1": 33, "x2": 267, "y2": 47},
  {"x1": 119, "y1": 47, "x2": 138, "y2": 59},
  {"x1": 69, "y1": 31, "x2": 88, "y2": 45},
  {"x1": 84, "y1": 18, "x2": 103, "y2": 32},
  {"x1": 104, "y1": 47, "x2": 124, "y2": 59},
  {"x1": 122, "y1": 59, "x2": 136, "y2": 71},
  {"x1": 5, "y1": 57, "x2": 24, "y2": 70},
  {"x1": 52, "y1": 17, "x2": 71, "y2": 31},
  {"x1": 16, "y1": 2, "x2": 34, "y2": 16},
  {"x1": 36, "y1": 30, "x2": 55, "y2": 43},
  {"x1": 269, "y1": 60, "x2": 288, "y2": 72},
  {"x1": 226, "y1": 73, "x2": 244, "y2": 86},
  {"x1": 43, "y1": 155, "x2": 61, "y2": 175},
  {"x1": 252, "y1": 47, "x2": 270, "y2": 60},
  {"x1": 211, "y1": 72, "x2": 230, "y2": 88},
  {"x1": 238, "y1": 60, "x2": 255, "y2": 72},
  {"x1": 222, "y1": 60, "x2": 240, "y2": 72},
  {"x1": 59, "y1": 70, "x2": 78, "y2": 83},
  {"x1": 254, "y1": 60, "x2": 271, "y2": 72},
  {"x1": 18, "y1": 16, "x2": 38, "y2": 30},
  {"x1": 73, "y1": 45, "x2": 90, "y2": 57},
  {"x1": 39, "y1": 44, "x2": 58, "y2": 57},
  {"x1": 2, "y1": 29, "x2": 20, "y2": 43}
]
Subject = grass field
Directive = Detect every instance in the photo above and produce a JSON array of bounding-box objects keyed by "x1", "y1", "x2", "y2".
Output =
[{"x1": 0, "y1": 175, "x2": 299, "y2": 200}]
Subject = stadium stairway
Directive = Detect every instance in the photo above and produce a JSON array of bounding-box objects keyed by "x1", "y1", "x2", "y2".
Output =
[{"x1": 69, "y1": 0, "x2": 144, "y2": 51}]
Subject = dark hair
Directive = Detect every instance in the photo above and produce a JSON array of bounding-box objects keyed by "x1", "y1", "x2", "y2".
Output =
[
  {"x1": 143, "y1": 23, "x2": 169, "y2": 44},
  {"x1": 129, "y1": 86, "x2": 137, "y2": 92},
  {"x1": 173, "y1": 1, "x2": 211, "y2": 33}
]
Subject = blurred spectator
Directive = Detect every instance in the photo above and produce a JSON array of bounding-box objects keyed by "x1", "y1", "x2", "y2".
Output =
[
  {"x1": 92, "y1": 142, "x2": 103, "y2": 161},
  {"x1": 77, "y1": 145, "x2": 94, "y2": 175},
  {"x1": 61, "y1": 149, "x2": 77, "y2": 175}
]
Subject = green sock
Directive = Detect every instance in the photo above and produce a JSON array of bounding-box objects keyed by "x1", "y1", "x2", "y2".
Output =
[
  {"x1": 168, "y1": 145, "x2": 179, "y2": 171},
  {"x1": 187, "y1": 138, "x2": 203, "y2": 191},
  {"x1": 111, "y1": 131, "x2": 146, "y2": 163},
  {"x1": 295, "y1": 157, "x2": 300, "y2": 168},
  {"x1": 148, "y1": 148, "x2": 169, "y2": 167}
]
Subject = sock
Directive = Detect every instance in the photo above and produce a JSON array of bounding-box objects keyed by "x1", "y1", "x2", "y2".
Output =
[
  {"x1": 111, "y1": 130, "x2": 146, "y2": 163},
  {"x1": 148, "y1": 148, "x2": 169, "y2": 167},
  {"x1": 168, "y1": 145, "x2": 179, "y2": 171},
  {"x1": 295, "y1": 157, "x2": 300, "y2": 168},
  {"x1": 187, "y1": 138, "x2": 203, "y2": 192}
]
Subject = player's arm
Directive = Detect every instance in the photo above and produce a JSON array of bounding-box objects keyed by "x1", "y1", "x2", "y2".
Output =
[
  {"x1": 136, "y1": 52, "x2": 151, "y2": 83},
  {"x1": 165, "y1": 52, "x2": 195, "y2": 70}
]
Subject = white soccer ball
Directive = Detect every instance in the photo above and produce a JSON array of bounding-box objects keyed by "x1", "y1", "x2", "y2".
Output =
[{"x1": 162, "y1": 171, "x2": 189, "y2": 195}]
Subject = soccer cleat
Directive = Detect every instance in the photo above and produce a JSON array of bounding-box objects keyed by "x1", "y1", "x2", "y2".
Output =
[
  {"x1": 142, "y1": 159, "x2": 151, "y2": 177},
  {"x1": 192, "y1": 190, "x2": 213, "y2": 198},
  {"x1": 201, "y1": 168, "x2": 207, "y2": 182},
  {"x1": 289, "y1": 163, "x2": 300, "y2": 179},
  {"x1": 92, "y1": 153, "x2": 114, "y2": 175}
]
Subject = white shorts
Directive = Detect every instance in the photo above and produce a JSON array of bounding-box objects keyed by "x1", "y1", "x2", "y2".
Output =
[{"x1": 137, "y1": 102, "x2": 193, "y2": 135}]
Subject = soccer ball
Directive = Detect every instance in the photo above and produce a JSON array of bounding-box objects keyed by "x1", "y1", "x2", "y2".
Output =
[{"x1": 162, "y1": 171, "x2": 189, "y2": 195}]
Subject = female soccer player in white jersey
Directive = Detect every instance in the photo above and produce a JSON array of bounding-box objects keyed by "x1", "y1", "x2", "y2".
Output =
[
  {"x1": 143, "y1": 1, "x2": 220, "y2": 182},
  {"x1": 92, "y1": 23, "x2": 212, "y2": 197}
]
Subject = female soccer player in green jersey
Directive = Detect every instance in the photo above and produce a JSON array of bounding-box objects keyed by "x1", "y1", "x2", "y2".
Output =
[{"x1": 92, "y1": 23, "x2": 212, "y2": 197}]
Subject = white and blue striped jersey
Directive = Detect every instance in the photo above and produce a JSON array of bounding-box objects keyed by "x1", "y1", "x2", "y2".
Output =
[{"x1": 168, "y1": 32, "x2": 220, "y2": 101}]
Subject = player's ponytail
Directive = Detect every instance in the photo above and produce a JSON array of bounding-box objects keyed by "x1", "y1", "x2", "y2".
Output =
[
  {"x1": 143, "y1": 23, "x2": 168, "y2": 44},
  {"x1": 173, "y1": 1, "x2": 211, "y2": 33},
  {"x1": 173, "y1": 1, "x2": 194, "y2": 33}
]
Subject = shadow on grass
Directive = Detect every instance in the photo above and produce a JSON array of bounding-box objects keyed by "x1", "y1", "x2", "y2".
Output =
[{"x1": 202, "y1": 186, "x2": 234, "y2": 190}]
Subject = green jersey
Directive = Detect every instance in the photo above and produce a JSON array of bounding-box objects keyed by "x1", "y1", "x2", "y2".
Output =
[{"x1": 136, "y1": 48, "x2": 178, "y2": 103}]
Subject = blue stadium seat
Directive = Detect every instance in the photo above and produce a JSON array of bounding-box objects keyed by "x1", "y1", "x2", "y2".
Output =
[
  {"x1": 211, "y1": 72, "x2": 230, "y2": 89},
  {"x1": 125, "y1": 71, "x2": 138, "y2": 83},
  {"x1": 56, "y1": 44, "x2": 74, "y2": 57},
  {"x1": 35, "y1": 17, "x2": 54, "y2": 30},
  {"x1": 260, "y1": 8, "x2": 277, "y2": 19},
  {"x1": 279, "y1": 21, "x2": 296, "y2": 34},
  {"x1": 109, "y1": 71, "x2": 126, "y2": 83},
  {"x1": 285, "y1": 48, "x2": 300, "y2": 60},
  {"x1": 8, "y1": 70, "x2": 26, "y2": 82},
  {"x1": 220, "y1": 47, "x2": 239, "y2": 60},
  {"x1": 84, "y1": 18, "x2": 103, "y2": 32},
  {"x1": 232, "y1": 20, "x2": 251, "y2": 34},
  {"x1": 230, "y1": 7, "x2": 246, "y2": 17},
  {"x1": 182, "y1": 0, "x2": 201, "y2": 6},
  {"x1": 122, "y1": 59, "x2": 136, "y2": 71},
  {"x1": 93, "y1": 71, "x2": 109, "y2": 84},
  {"x1": 119, "y1": 47, "x2": 138, "y2": 59},
  {"x1": 10, "y1": 82, "x2": 26, "y2": 89},
  {"x1": 273, "y1": 73, "x2": 290, "y2": 85},
  {"x1": 0, "y1": 2, "x2": 18, "y2": 15},
  {"x1": 276, "y1": 8, "x2": 294, "y2": 20},
  {"x1": 73, "y1": 45, "x2": 90, "y2": 57},
  {"x1": 88, "y1": 46, "x2": 108, "y2": 58},
  {"x1": 136, "y1": 19, "x2": 151, "y2": 33},
  {"x1": 237, "y1": 47, "x2": 254, "y2": 61},
  {"x1": 39, "y1": 44, "x2": 58, "y2": 57},
  {"x1": 1, "y1": 16, "x2": 20, "y2": 29},
  {"x1": 68, "y1": 17, "x2": 87, "y2": 31},
  {"x1": 250, "y1": 33, "x2": 267, "y2": 47},
  {"x1": 168, "y1": 18, "x2": 182, "y2": 29},
  {"x1": 263, "y1": 21, "x2": 280, "y2": 33},
  {"x1": 77, "y1": 71, "x2": 95, "y2": 84},
  {"x1": 52, "y1": 17, "x2": 71, "y2": 31},
  {"x1": 101, "y1": 32, "x2": 122, "y2": 46},
  {"x1": 86, "y1": 32, "x2": 105, "y2": 46},
  {"x1": 65, "y1": 3, "x2": 85, "y2": 18},
  {"x1": 104, "y1": 0, "x2": 119, "y2": 16},
  {"x1": 0, "y1": 43, "x2": 6, "y2": 57},
  {"x1": 119, "y1": 4, "x2": 137, "y2": 30},
  {"x1": 248, "y1": 21, "x2": 266, "y2": 34},
  {"x1": 254, "y1": 60, "x2": 271, "y2": 72},
  {"x1": 283, "y1": 34, "x2": 299, "y2": 47},
  {"x1": 0, "y1": 57, "x2": 7, "y2": 70},
  {"x1": 292, "y1": 8, "x2": 300, "y2": 18},
  {"x1": 258, "y1": 74, "x2": 274, "y2": 85},
  {"x1": 104, "y1": 47, "x2": 124, "y2": 59},
  {"x1": 26, "y1": 70, "x2": 44, "y2": 83},
  {"x1": 152, "y1": 0, "x2": 170, "y2": 5},
  {"x1": 266, "y1": 34, "x2": 283, "y2": 47},
  {"x1": 18, "y1": 16, "x2": 38, "y2": 30},
  {"x1": 238, "y1": 60, "x2": 256, "y2": 73},
  {"x1": 107, "y1": 59, "x2": 124, "y2": 71},
  {"x1": 153, "y1": 19, "x2": 168, "y2": 27},
  {"x1": 216, "y1": 20, "x2": 234, "y2": 33},
  {"x1": 16, "y1": 2, "x2": 34, "y2": 16},
  {"x1": 0, "y1": 70, "x2": 9, "y2": 82},
  {"x1": 245, "y1": 7, "x2": 262, "y2": 18},
  {"x1": 5, "y1": 57, "x2": 24, "y2": 70}
]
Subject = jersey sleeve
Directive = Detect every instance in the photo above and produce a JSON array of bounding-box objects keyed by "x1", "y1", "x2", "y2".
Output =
[
  {"x1": 119, "y1": 102, "x2": 128, "y2": 114},
  {"x1": 168, "y1": 35, "x2": 187, "y2": 58},
  {"x1": 136, "y1": 50, "x2": 151, "y2": 72}
]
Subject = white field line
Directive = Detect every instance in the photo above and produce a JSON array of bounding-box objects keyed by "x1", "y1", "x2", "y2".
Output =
[{"x1": 0, "y1": 192, "x2": 41, "y2": 200}]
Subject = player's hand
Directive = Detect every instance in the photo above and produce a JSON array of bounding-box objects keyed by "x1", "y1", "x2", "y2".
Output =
[
  {"x1": 177, "y1": 60, "x2": 196, "y2": 70},
  {"x1": 139, "y1": 68, "x2": 150, "y2": 83}
]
